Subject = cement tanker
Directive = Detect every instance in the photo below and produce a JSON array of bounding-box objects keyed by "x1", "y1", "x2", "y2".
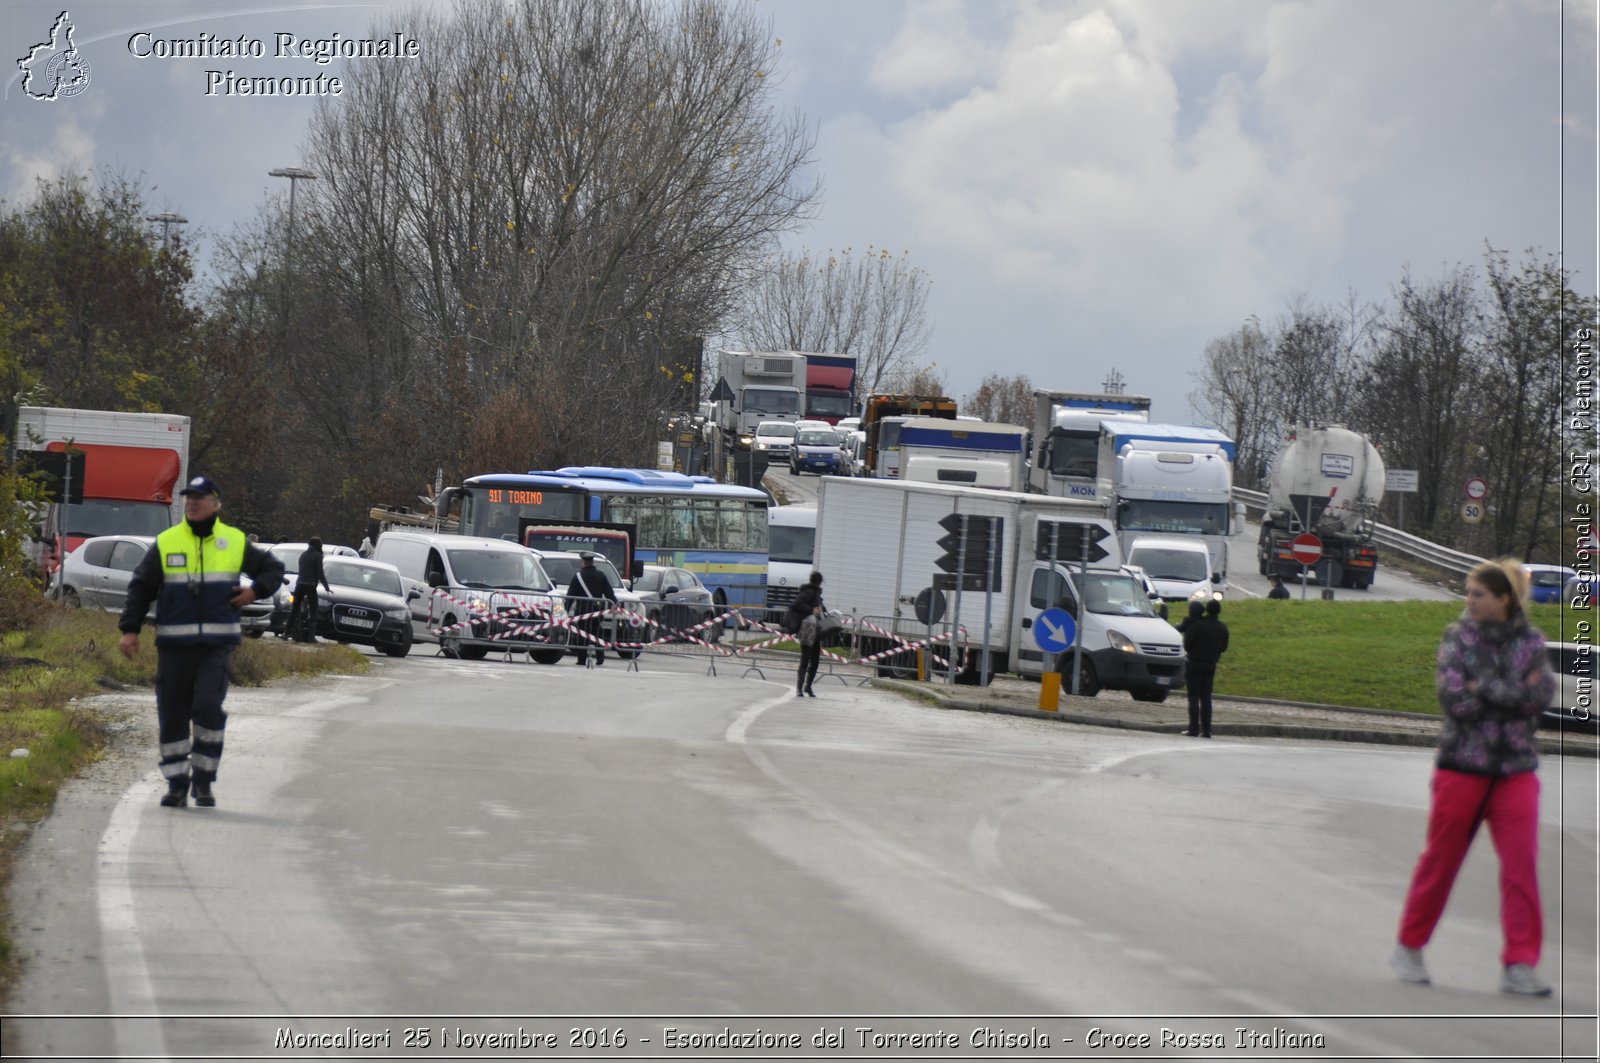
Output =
[{"x1": 1257, "y1": 425, "x2": 1385, "y2": 589}]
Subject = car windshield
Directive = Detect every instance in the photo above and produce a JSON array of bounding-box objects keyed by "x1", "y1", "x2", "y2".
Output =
[
  {"x1": 769, "y1": 524, "x2": 815, "y2": 564},
  {"x1": 797, "y1": 431, "x2": 837, "y2": 446},
  {"x1": 1078, "y1": 572, "x2": 1161, "y2": 617},
  {"x1": 758, "y1": 423, "x2": 797, "y2": 439},
  {"x1": 446, "y1": 548, "x2": 551, "y2": 591},
  {"x1": 1129, "y1": 547, "x2": 1209, "y2": 582},
  {"x1": 324, "y1": 560, "x2": 403, "y2": 596}
]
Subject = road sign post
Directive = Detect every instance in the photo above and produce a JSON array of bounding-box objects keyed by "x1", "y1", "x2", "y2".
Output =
[
  {"x1": 934, "y1": 514, "x2": 1005, "y2": 685},
  {"x1": 1034, "y1": 521, "x2": 1111, "y2": 696},
  {"x1": 1291, "y1": 532, "x2": 1323, "y2": 601}
]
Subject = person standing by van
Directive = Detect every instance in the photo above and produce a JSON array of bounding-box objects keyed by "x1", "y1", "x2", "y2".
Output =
[
  {"x1": 565, "y1": 552, "x2": 617, "y2": 666},
  {"x1": 118, "y1": 476, "x2": 283, "y2": 808},
  {"x1": 1391, "y1": 560, "x2": 1556, "y2": 995},
  {"x1": 1182, "y1": 599, "x2": 1228, "y2": 737}
]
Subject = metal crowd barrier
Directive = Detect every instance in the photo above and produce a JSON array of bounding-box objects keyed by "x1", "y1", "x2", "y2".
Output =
[{"x1": 418, "y1": 590, "x2": 974, "y2": 688}]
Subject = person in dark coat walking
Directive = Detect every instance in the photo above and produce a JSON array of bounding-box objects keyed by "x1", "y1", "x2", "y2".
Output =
[
  {"x1": 288, "y1": 538, "x2": 332, "y2": 643},
  {"x1": 1182, "y1": 599, "x2": 1229, "y2": 737},
  {"x1": 785, "y1": 572, "x2": 825, "y2": 697},
  {"x1": 118, "y1": 476, "x2": 284, "y2": 808},
  {"x1": 565, "y1": 552, "x2": 617, "y2": 666}
]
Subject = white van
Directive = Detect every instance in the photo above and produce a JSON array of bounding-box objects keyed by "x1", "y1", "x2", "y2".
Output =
[
  {"x1": 1124, "y1": 535, "x2": 1222, "y2": 603},
  {"x1": 766, "y1": 504, "x2": 817, "y2": 619},
  {"x1": 370, "y1": 531, "x2": 569, "y2": 662}
]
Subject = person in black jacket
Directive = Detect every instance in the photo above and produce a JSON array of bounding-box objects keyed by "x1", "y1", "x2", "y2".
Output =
[
  {"x1": 118, "y1": 476, "x2": 283, "y2": 808},
  {"x1": 565, "y1": 553, "x2": 617, "y2": 666},
  {"x1": 288, "y1": 538, "x2": 332, "y2": 643},
  {"x1": 1268, "y1": 575, "x2": 1291, "y2": 599},
  {"x1": 1182, "y1": 598, "x2": 1229, "y2": 738},
  {"x1": 784, "y1": 572, "x2": 825, "y2": 697}
]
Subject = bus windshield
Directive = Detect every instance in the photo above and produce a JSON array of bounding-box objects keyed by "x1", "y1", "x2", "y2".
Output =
[{"x1": 461, "y1": 485, "x2": 584, "y2": 541}]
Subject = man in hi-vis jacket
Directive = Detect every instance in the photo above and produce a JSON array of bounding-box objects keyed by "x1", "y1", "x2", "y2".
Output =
[{"x1": 119, "y1": 476, "x2": 283, "y2": 808}]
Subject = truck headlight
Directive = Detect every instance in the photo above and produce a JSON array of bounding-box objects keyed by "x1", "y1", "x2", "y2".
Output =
[{"x1": 1106, "y1": 629, "x2": 1138, "y2": 654}]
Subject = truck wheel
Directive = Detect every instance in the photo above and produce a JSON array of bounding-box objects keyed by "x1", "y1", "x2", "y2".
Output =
[
  {"x1": 1062, "y1": 659, "x2": 1100, "y2": 698},
  {"x1": 1130, "y1": 688, "x2": 1169, "y2": 703}
]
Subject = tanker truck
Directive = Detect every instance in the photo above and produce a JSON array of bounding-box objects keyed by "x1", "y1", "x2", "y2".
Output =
[{"x1": 1256, "y1": 425, "x2": 1385, "y2": 589}]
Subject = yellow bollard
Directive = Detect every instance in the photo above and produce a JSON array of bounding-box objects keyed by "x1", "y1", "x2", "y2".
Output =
[
  {"x1": 1039, "y1": 672, "x2": 1061, "y2": 711},
  {"x1": 917, "y1": 648, "x2": 927, "y2": 682}
]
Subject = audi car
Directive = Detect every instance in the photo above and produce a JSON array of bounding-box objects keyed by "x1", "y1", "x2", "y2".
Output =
[{"x1": 305, "y1": 556, "x2": 414, "y2": 657}]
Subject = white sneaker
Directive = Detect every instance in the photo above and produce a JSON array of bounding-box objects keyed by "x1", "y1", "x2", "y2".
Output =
[
  {"x1": 1390, "y1": 945, "x2": 1430, "y2": 985},
  {"x1": 1500, "y1": 964, "x2": 1552, "y2": 997}
]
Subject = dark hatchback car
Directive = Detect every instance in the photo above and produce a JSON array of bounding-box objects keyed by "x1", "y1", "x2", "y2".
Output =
[
  {"x1": 633, "y1": 564, "x2": 723, "y2": 642},
  {"x1": 308, "y1": 557, "x2": 414, "y2": 657}
]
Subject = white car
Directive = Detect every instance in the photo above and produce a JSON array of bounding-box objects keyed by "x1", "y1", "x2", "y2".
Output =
[
  {"x1": 753, "y1": 420, "x2": 798, "y2": 460},
  {"x1": 50, "y1": 534, "x2": 155, "y2": 614}
]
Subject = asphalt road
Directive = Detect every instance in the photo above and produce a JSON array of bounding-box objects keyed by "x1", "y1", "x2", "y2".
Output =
[
  {"x1": 765, "y1": 467, "x2": 1461, "y2": 603},
  {"x1": 6, "y1": 646, "x2": 1594, "y2": 1061}
]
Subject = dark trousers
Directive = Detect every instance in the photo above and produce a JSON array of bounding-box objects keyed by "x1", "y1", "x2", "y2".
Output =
[
  {"x1": 289, "y1": 585, "x2": 319, "y2": 641},
  {"x1": 573, "y1": 612, "x2": 605, "y2": 664},
  {"x1": 1186, "y1": 662, "x2": 1217, "y2": 734},
  {"x1": 798, "y1": 642, "x2": 821, "y2": 692},
  {"x1": 156, "y1": 643, "x2": 232, "y2": 783}
]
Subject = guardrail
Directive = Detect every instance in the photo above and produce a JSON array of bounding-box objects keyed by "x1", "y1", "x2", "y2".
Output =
[{"x1": 1233, "y1": 488, "x2": 1483, "y2": 579}]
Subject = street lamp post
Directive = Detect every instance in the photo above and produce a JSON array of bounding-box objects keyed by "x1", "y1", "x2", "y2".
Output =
[
  {"x1": 144, "y1": 211, "x2": 188, "y2": 253},
  {"x1": 269, "y1": 166, "x2": 317, "y2": 348}
]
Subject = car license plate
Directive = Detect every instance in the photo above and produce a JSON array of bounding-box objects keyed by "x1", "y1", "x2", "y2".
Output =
[
  {"x1": 1154, "y1": 676, "x2": 1169, "y2": 685},
  {"x1": 340, "y1": 617, "x2": 375, "y2": 629}
]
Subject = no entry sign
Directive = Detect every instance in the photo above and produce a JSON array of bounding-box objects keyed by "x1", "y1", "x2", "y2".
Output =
[{"x1": 1291, "y1": 533, "x2": 1324, "y2": 566}]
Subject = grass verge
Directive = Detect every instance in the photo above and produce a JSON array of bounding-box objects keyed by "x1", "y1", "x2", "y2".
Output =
[
  {"x1": 1212, "y1": 599, "x2": 1578, "y2": 713},
  {"x1": 0, "y1": 601, "x2": 364, "y2": 991}
]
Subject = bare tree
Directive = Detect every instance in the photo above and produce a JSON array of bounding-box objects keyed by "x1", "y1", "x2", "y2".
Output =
[
  {"x1": 245, "y1": 0, "x2": 818, "y2": 526},
  {"x1": 1364, "y1": 266, "x2": 1484, "y2": 531},
  {"x1": 963, "y1": 372, "x2": 1033, "y2": 425},
  {"x1": 736, "y1": 245, "x2": 931, "y2": 395},
  {"x1": 1478, "y1": 246, "x2": 1594, "y2": 558},
  {"x1": 1187, "y1": 318, "x2": 1276, "y2": 486}
]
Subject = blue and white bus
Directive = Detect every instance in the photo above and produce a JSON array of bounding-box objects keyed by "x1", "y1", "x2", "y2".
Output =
[{"x1": 444, "y1": 468, "x2": 770, "y2": 610}]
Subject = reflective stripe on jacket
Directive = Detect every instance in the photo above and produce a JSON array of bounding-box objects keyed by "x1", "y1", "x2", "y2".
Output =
[{"x1": 153, "y1": 520, "x2": 247, "y2": 645}]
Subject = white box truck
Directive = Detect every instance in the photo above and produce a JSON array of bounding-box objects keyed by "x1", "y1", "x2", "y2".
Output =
[
  {"x1": 9, "y1": 406, "x2": 190, "y2": 578},
  {"x1": 815, "y1": 477, "x2": 1185, "y2": 700}
]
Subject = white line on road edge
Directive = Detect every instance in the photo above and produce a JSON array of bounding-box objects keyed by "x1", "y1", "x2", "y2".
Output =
[{"x1": 98, "y1": 771, "x2": 172, "y2": 1063}]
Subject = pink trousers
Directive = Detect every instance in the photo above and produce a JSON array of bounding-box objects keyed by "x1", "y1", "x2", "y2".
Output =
[{"x1": 1398, "y1": 768, "x2": 1542, "y2": 966}]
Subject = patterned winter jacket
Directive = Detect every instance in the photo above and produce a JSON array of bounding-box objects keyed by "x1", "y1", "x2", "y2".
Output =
[{"x1": 1435, "y1": 612, "x2": 1556, "y2": 776}]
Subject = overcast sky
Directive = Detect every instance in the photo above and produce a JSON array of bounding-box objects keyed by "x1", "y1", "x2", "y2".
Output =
[{"x1": 3, "y1": 0, "x2": 1595, "y2": 423}]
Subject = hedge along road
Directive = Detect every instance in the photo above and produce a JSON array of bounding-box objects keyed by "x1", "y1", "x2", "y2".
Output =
[{"x1": 6, "y1": 647, "x2": 1594, "y2": 1059}]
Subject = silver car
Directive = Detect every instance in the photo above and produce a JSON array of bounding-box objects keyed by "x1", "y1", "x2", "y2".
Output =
[{"x1": 52, "y1": 535, "x2": 155, "y2": 614}]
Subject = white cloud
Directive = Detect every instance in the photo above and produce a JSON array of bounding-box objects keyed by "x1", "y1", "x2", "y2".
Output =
[{"x1": 868, "y1": 0, "x2": 992, "y2": 96}]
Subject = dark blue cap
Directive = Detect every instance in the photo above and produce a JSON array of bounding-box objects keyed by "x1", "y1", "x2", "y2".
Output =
[{"x1": 179, "y1": 475, "x2": 220, "y2": 498}]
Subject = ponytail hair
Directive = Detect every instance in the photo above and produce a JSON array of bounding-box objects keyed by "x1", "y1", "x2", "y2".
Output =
[{"x1": 1468, "y1": 558, "x2": 1530, "y2": 618}]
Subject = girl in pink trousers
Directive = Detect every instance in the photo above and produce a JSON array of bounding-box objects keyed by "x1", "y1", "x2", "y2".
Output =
[{"x1": 1392, "y1": 560, "x2": 1557, "y2": 995}]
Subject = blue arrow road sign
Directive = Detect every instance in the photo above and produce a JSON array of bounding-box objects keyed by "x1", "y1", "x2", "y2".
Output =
[{"x1": 1033, "y1": 608, "x2": 1075, "y2": 654}]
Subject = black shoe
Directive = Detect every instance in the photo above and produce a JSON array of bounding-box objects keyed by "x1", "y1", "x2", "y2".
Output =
[
  {"x1": 806, "y1": 688, "x2": 816, "y2": 697},
  {"x1": 191, "y1": 778, "x2": 216, "y2": 807},
  {"x1": 1200, "y1": 732, "x2": 1212, "y2": 739},
  {"x1": 160, "y1": 780, "x2": 189, "y2": 808},
  {"x1": 1183, "y1": 729, "x2": 1199, "y2": 737}
]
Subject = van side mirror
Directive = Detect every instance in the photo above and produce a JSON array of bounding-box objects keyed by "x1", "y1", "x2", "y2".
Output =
[
  {"x1": 1211, "y1": 572, "x2": 1222, "y2": 584},
  {"x1": 426, "y1": 571, "x2": 446, "y2": 588},
  {"x1": 631, "y1": 560, "x2": 644, "y2": 580}
]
